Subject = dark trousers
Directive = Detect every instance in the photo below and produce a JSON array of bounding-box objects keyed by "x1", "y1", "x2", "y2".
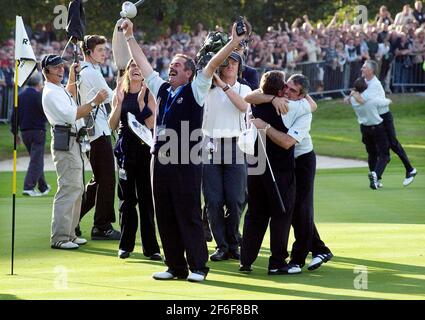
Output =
[
  {"x1": 381, "y1": 112, "x2": 413, "y2": 173},
  {"x1": 118, "y1": 144, "x2": 160, "y2": 256},
  {"x1": 360, "y1": 123, "x2": 390, "y2": 180},
  {"x1": 241, "y1": 167, "x2": 295, "y2": 270},
  {"x1": 152, "y1": 159, "x2": 208, "y2": 275},
  {"x1": 21, "y1": 130, "x2": 48, "y2": 192},
  {"x1": 202, "y1": 146, "x2": 246, "y2": 253},
  {"x1": 290, "y1": 151, "x2": 330, "y2": 267},
  {"x1": 80, "y1": 135, "x2": 116, "y2": 230}
]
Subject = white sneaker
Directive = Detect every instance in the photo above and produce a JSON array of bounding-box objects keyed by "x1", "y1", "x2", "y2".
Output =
[
  {"x1": 72, "y1": 237, "x2": 87, "y2": 245},
  {"x1": 152, "y1": 269, "x2": 187, "y2": 280},
  {"x1": 22, "y1": 189, "x2": 42, "y2": 197},
  {"x1": 377, "y1": 180, "x2": 383, "y2": 188},
  {"x1": 308, "y1": 253, "x2": 334, "y2": 271},
  {"x1": 51, "y1": 241, "x2": 79, "y2": 250},
  {"x1": 403, "y1": 168, "x2": 417, "y2": 187},
  {"x1": 187, "y1": 271, "x2": 207, "y2": 282},
  {"x1": 40, "y1": 185, "x2": 51, "y2": 196},
  {"x1": 288, "y1": 264, "x2": 302, "y2": 274}
]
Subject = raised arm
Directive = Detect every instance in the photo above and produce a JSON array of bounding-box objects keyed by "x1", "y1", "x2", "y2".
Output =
[
  {"x1": 121, "y1": 19, "x2": 154, "y2": 79},
  {"x1": 202, "y1": 23, "x2": 247, "y2": 79},
  {"x1": 65, "y1": 62, "x2": 79, "y2": 100}
]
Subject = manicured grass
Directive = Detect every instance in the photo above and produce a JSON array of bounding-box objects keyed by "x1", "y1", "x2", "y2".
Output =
[
  {"x1": 0, "y1": 164, "x2": 424, "y2": 300},
  {"x1": 0, "y1": 125, "x2": 52, "y2": 161},
  {"x1": 0, "y1": 93, "x2": 423, "y2": 300}
]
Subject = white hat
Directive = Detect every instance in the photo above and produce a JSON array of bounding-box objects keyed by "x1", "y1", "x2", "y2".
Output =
[{"x1": 237, "y1": 125, "x2": 258, "y2": 155}]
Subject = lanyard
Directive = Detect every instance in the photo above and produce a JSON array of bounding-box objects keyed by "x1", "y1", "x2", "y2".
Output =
[{"x1": 161, "y1": 85, "x2": 185, "y2": 125}]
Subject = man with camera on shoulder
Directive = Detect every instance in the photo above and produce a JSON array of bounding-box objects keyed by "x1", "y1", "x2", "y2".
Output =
[{"x1": 41, "y1": 54, "x2": 108, "y2": 250}]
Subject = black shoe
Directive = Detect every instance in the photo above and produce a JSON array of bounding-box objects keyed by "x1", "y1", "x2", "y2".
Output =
[
  {"x1": 268, "y1": 263, "x2": 301, "y2": 275},
  {"x1": 210, "y1": 249, "x2": 229, "y2": 261},
  {"x1": 118, "y1": 249, "x2": 130, "y2": 259},
  {"x1": 239, "y1": 265, "x2": 252, "y2": 273},
  {"x1": 150, "y1": 253, "x2": 163, "y2": 261},
  {"x1": 228, "y1": 249, "x2": 240, "y2": 260},
  {"x1": 308, "y1": 252, "x2": 334, "y2": 271},
  {"x1": 75, "y1": 224, "x2": 82, "y2": 237},
  {"x1": 91, "y1": 227, "x2": 121, "y2": 240}
]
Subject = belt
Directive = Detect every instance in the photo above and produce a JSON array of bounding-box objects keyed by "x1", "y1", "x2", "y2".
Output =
[{"x1": 361, "y1": 123, "x2": 383, "y2": 130}]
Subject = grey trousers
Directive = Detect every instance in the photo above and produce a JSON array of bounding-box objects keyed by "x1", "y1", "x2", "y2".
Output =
[{"x1": 50, "y1": 136, "x2": 84, "y2": 244}]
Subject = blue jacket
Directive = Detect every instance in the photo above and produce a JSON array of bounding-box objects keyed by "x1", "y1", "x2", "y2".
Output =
[{"x1": 11, "y1": 87, "x2": 47, "y2": 133}]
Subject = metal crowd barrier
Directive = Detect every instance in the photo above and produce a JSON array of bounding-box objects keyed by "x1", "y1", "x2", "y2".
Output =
[
  {"x1": 0, "y1": 86, "x2": 14, "y2": 123},
  {"x1": 255, "y1": 58, "x2": 425, "y2": 97},
  {"x1": 391, "y1": 58, "x2": 425, "y2": 93}
]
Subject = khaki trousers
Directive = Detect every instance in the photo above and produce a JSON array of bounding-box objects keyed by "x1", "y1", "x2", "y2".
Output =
[{"x1": 50, "y1": 136, "x2": 84, "y2": 244}]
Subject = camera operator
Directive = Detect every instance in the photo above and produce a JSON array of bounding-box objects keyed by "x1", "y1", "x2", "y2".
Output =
[
  {"x1": 77, "y1": 35, "x2": 120, "y2": 241},
  {"x1": 41, "y1": 54, "x2": 108, "y2": 250}
]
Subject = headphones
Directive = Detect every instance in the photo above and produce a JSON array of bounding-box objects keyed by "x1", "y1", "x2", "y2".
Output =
[
  {"x1": 82, "y1": 35, "x2": 103, "y2": 65},
  {"x1": 82, "y1": 37, "x2": 92, "y2": 56}
]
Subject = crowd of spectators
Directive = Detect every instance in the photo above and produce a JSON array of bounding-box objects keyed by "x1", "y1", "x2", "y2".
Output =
[{"x1": 1, "y1": 2, "x2": 425, "y2": 120}]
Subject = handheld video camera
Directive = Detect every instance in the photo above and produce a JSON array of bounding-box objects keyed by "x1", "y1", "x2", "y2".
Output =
[{"x1": 236, "y1": 16, "x2": 246, "y2": 37}]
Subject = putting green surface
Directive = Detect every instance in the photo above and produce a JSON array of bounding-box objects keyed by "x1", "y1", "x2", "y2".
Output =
[{"x1": 1, "y1": 164, "x2": 424, "y2": 300}]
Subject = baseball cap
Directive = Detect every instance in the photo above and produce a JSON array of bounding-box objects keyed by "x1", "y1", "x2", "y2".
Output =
[
  {"x1": 229, "y1": 51, "x2": 243, "y2": 64},
  {"x1": 41, "y1": 54, "x2": 65, "y2": 69}
]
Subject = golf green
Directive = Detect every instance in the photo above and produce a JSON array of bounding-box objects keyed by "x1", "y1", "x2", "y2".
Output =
[{"x1": 1, "y1": 164, "x2": 424, "y2": 300}]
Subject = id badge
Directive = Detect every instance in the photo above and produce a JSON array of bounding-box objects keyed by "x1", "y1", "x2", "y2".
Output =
[{"x1": 157, "y1": 125, "x2": 166, "y2": 137}]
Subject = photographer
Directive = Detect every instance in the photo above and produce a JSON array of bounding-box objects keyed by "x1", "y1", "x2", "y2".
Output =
[{"x1": 41, "y1": 54, "x2": 107, "y2": 250}]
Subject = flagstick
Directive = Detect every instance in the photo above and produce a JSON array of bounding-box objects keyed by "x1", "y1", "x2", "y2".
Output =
[{"x1": 11, "y1": 60, "x2": 19, "y2": 275}]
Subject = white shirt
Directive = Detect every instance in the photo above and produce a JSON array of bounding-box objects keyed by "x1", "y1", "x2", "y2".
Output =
[
  {"x1": 349, "y1": 96, "x2": 387, "y2": 126},
  {"x1": 304, "y1": 39, "x2": 321, "y2": 62},
  {"x1": 281, "y1": 100, "x2": 313, "y2": 158},
  {"x1": 79, "y1": 61, "x2": 114, "y2": 141},
  {"x1": 362, "y1": 76, "x2": 389, "y2": 114},
  {"x1": 42, "y1": 81, "x2": 85, "y2": 132},
  {"x1": 146, "y1": 70, "x2": 212, "y2": 107},
  {"x1": 202, "y1": 81, "x2": 252, "y2": 138}
]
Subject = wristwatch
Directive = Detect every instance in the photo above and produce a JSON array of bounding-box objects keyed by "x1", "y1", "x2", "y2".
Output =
[
  {"x1": 90, "y1": 101, "x2": 97, "y2": 108},
  {"x1": 222, "y1": 84, "x2": 230, "y2": 92}
]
